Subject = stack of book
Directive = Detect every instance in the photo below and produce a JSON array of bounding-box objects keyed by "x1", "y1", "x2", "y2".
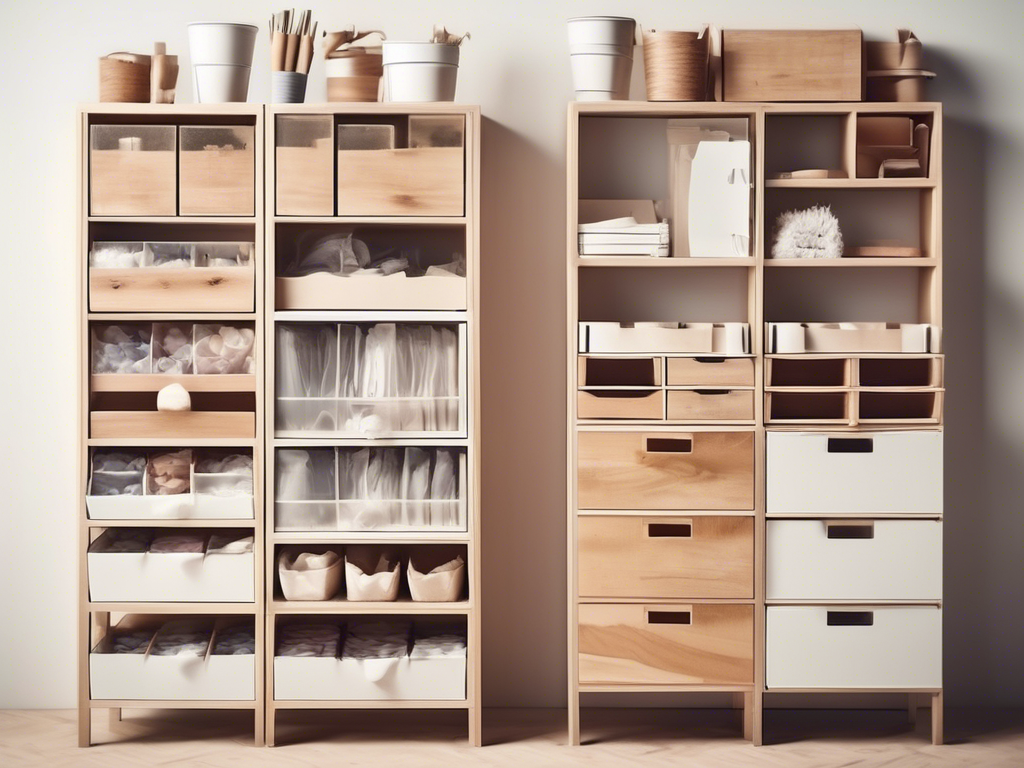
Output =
[{"x1": 578, "y1": 217, "x2": 670, "y2": 257}]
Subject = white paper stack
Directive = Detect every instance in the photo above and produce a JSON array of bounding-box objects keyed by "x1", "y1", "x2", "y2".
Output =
[{"x1": 578, "y1": 199, "x2": 669, "y2": 258}]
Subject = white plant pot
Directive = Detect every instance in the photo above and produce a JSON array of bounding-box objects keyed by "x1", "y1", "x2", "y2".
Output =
[
  {"x1": 575, "y1": 90, "x2": 620, "y2": 102},
  {"x1": 569, "y1": 42, "x2": 635, "y2": 58},
  {"x1": 567, "y1": 16, "x2": 636, "y2": 49},
  {"x1": 188, "y1": 22, "x2": 259, "y2": 66},
  {"x1": 193, "y1": 64, "x2": 251, "y2": 103},
  {"x1": 571, "y1": 53, "x2": 632, "y2": 98},
  {"x1": 382, "y1": 42, "x2": 460, "y2": 102},
  {"x1": 272, "y1": 71, "x2": 307, "y2": 104}
]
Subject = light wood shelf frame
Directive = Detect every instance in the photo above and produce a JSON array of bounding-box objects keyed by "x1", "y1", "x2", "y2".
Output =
[
  {"x1": 566, "y1": 101, "x2": 943, "y2": 748},
  {"x1": 263, "y1": 104, "x2": 481, "y2": 747},
  {"x1": 77, "y1": 104, "x2": 266, "y2": 747}
]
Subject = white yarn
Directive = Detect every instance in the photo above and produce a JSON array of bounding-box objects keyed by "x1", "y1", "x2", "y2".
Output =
[
  {"x1": 156, "y1": 383, "x2": 191, "y2": 412},
  {"x1": 772, "y1": 205, "x2": 843, "y2": 259}
]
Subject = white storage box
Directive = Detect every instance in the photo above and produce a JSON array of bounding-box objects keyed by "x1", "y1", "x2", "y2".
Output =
[
  {"x1": 766, "y1": 606, "x2": 942, "y2": 689},
  {"x1": 275, "y1": 653, "x2": 466, "y2": 701},
  {"x1": 278, "y1": 548, "x2": 344, "y2": 601},
  {"x1": 766, "y1": 322, "x2": 941, "y2": 353},
  {"x1": 766, "y1": 519, "x2": 942, "y2": 600},
  {"x1": 90, "y1": 618, "x2": 255, "y2": 701},
  {"x1": 88, "y1": 530, "x2": 254, "y2": 602},
  {"x1": 766, "y1": 431, "x2": 942, "y2": 515},
  {"x1": 579, "y1": 322, "x2": 750, "y2": 355}
]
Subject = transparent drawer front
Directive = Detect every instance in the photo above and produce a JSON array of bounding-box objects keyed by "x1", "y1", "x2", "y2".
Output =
[
  {"x1": 275, "y1": 322, "x2": 465, "y2": 437},
  {"x1": 179, "y1": 125, "x2": 255, "y2": 216},
  {"x1": 90, "y1": 124, "x2": 177, "y2": 216},
  {"x1": 275, "y1": 447, "x2": 466, "y2": 532},
  {"x1": 276, "y1": 115, "x2": 334, "y2": 215},
  {"x1": 92, "y1": 322, "x2": 256, "y2": 375}
]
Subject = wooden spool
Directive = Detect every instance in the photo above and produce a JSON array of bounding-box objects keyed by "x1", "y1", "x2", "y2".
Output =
[
  {"x1": 643, "y1": 30, "x2": 710, "y2": 101},
  {"x1": 99, "y1": 56, "x2": 151, "y2": 103}
]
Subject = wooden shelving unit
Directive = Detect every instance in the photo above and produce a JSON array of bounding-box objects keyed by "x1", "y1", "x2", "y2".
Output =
[
  {"x1": 264, "y1": 104, "x2": 481, "y2": 746},
  {"x1": 77, "y1": 104, "x2": 265, "y2": 747},
  {"x1": 567, "y1": 101, "x2": 943, "y2": 747}
]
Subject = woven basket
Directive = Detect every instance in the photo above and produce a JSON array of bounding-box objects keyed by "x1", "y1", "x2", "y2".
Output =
[{"x1": 642, "y1": 30, "x2": 709, "y2": 101}]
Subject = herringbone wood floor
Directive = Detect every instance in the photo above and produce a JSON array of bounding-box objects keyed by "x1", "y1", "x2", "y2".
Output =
[{"x1": 2, "y1": 707, "x2": 1021, "y2": 767}]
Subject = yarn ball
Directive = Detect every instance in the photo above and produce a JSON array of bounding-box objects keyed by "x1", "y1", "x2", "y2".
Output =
[
  {"x1": 772, "y1": 205, "x2": 843, "y2": 259},
  {"x1": 156, "y1": 383, "x2": 191, "y2": 412}
]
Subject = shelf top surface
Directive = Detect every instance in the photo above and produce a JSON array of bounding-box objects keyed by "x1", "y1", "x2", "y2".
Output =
[
  {"x1": 268, "y1": 102, "x2": 480, "y2": 116},
  {"x1": 571, "y1": 101, "x2": 942, "y2": 117},
  {"x1": 80, "y1": 102, "x2": 263, "y2": 116}
]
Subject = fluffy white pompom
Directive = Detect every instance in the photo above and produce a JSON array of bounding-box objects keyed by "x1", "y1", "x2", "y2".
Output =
[
  {"x1": 156, "y1": 383, "x2": 191, "y2": 412},
  {"x1": 772, "y1": 205, "x2": 843, "y2": 259}
]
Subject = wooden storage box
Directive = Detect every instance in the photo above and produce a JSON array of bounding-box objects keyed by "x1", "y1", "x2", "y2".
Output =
[
  {"x1": 766, "y1": 430, "x2": 943, "y2": 515},
  {"x1": 275, "y1": 115, "x2": 334, "y2": 216},
  {"x1": 87, "y1": 529, "x2": 254, "y2": 602},
  {"x1": 766, "y1": 519, "x2": 942, "y2": 601},
  {"x1": 90, "y1": 124, "x2": 176, "y2": 216},
  {"x1": 276, "y1": 273, "x2": 467, "y2": 311},
  {"x1": 579, "y1": 323, "x2": 750, "y2": 355},
  {"x1": 578, "y1": 516, "x2": 753, "y2": 599},
  {"x1": 766, "y1": 606, "x2": 942, "y2": 689},
  {"x1": 722, "y1": 30, "x2": 863, "y2": 102},
  {"x1": 767, "y1": 322, "x2": 942, "y2": 354},
  {"x1": 578, "y1": 603, "x2": 753, "y2": 685},
  {"x1": 90, "y1": 411, "x2": 256, "y2": 439},
  {"x1": 579, "y1": 356, "x2": 663, "y2": 387},
  {"x1": 667, "y1": 389, "x2": 753, "y2": 421},
  {"x1": 90, "y1": 617, "x2": 255, "y2": 701},
  {"x1": 179, "y1": 126, "x2": 255, "y2": 216},
  {"x1": 577, "y1": 390, "x2": 663, "y2": 420},
  {"x1": 577, "y1": 430, "x2": 755, "y2": 510},
  {"x1": 666, "y1": 356, "x2": 754, "y2": 387},
  {"x1": 336, "y1": 116, "x2": 465, "y2": 216}
]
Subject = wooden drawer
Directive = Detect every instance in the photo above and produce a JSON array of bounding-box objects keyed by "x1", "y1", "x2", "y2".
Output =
[
  {"x1": 766, "y1": 430, "x2": 942, "y2": 515},
  {"x1": 766, "y1": 606, "x2": 941, "y2": 689},
  {"x1": 578, "y1": 431, "x2": 754, "y2": 510},
  {"x1": 90, "y1": 266, "x2": 255, "y2": 312},
  {"x1": 90, "y1": 411, "x2": 255, "y2": 439},
  {"x1": 579, "y1": 516, "x2": 753, "y2": 599},
  {"x1": 767, "y1": 519, "x2": 942, "y2": 601},
  {"x1": 578, "y1": 390, "x2": 663, "y2": 420},
  {"x1": 579, "y1": 603, "x2": 753, "y2": 685},
  {"x1": 337, "y1": 146, "x2": 464, "y2": 216},
  {"x1": 578, "y1": 356, "x2": 662, "y2": 387},
  {"x1": 179, "y1": 125, "x2": 255, "y2": 216},
  {"x1": 90, "y1": 125, "x2": 176, "y2": 216},
  {"x1": 667, "y1": 389, "x2": 753, "y2": 421},
  {"x1": 666, "y1": 357, "x2": 753, "y2": 387},
  {"x1": 275, "y1": 115, "x2": 334, "y2": 216}
]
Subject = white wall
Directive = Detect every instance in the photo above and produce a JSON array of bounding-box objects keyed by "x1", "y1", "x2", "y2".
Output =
[{"x1": 0, "y1": 0, "x2": 1021, "y2": 709}]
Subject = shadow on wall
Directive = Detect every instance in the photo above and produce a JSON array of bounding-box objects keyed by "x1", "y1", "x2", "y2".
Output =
[
  {"x1": 931, "y1": 47, "x2": 1024, "y2": 707},
  {"x1": 479, "y1": 116, "x2": 568, "y2": 707}
]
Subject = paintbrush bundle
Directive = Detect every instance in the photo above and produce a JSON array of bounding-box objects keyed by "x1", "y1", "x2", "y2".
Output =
[{"x1": 271, "y1": 9, "x2": 316, "y2": 74}]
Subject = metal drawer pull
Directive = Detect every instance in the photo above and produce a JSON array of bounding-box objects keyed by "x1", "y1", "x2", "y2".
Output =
[
  {"x1": 647, "y1": 523, "x2": 692, "y2": 538},
  {"x1": 827, "y1": 611, "x2": 874, "y2": 626},
  {"x1": 827, "y1": 437, "x2": 874, "y2": 453},
  {"x1": 647, "y1": 611, "x2": 691, "y2": 625},
  {"x1": 645, "y1": 437, "x2": 693, "y2": 453}
]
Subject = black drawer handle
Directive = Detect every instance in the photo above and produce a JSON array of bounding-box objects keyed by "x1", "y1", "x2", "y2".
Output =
[
  {"x1": 646, "y1": 437, "x2": 693, "y2": 453},
  {"x1": 647, "y1": 523, "x2": 692, "y2": 538},
  {"x1": 827, "y1": 611, "x2": 874, "y2": 626},
  {"x1": 694, "y1": 357, "x2": 726, "y2": 364},
  {"x1": 693, "y1": 389, "x2": 733, "y2": 396},
  {"x1": 648, "y1": 611, "x2": 691, "y2": 625},
  {"x1": 827, "y1": 522, "x2": 874, "y2": 539},
  {"x1": 827, "y1": 437, "x2": 874, "y2": 453}
]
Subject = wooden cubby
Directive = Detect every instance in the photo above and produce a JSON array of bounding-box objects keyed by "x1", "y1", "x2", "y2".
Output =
[{"x1": 567, "y1": 101, "x2": 943, "y2": 748}]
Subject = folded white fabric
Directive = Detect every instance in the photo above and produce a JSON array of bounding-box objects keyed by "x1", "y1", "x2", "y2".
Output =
[
  {"x1": 277, "y1": 624, "x2": 341, "y2": 657},
  {"x1": 212, "y1": 624, "x2": 255, "y2": 655},
  {"x1": 208, "y1": 533, "x2": 253, "y2": 555},
  {"x1": 151, "y1": 622, "x2": 211, "y2": 657},
  {"x1": 149, "y1": 532, "x2": 206, "y2": 553},
  {"x1": 342, "y1": 620, "x2": 410, "y2": 660},
  {"x1": 110, "y1": 629, "x2": 155, "y2": 654}
]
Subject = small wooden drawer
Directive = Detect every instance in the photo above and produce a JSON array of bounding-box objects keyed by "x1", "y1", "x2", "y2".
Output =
[
  {"x1": 276, "y1": 115, "x2": 334, "y2": 216},
  {"x1": 276, "y1": 274, "x2": 467, "y2": 312},
  {"x1": 90, "y1": 411, "x2": 256, "y2": 439},
  {"x1": 667, "y1": 389, "x2": 753, "y2": 421},
  {"x1": 666, "y1": 357, "x2": 754, "y2": 387},
  {"x1": 766, "y1": 430, "x2": 942, "y2": 515},
  {"x1": 579, "y1": 516, "x2": 753, "y2": 599},
  {"x1": 578, "y1": 390, "x2": 663, "y2": 420},
  {"x1": 578, "y1": 431, "x2": 755, "y2": 510},
  {"x1": 90, "y1": 125, "x2": 176, "y2": 216},
  {"x1": 766, "y1": 606, "x2": 942, "y2": 689},
  {"x1": 766, "y1": 519, "x2": 942, "y2": 601},
  {"x1": 179, "y1": 126, "x2": 255, "y2": 216},
  {"x1": 579, "y1": 356, "x2": 662, "y2": 387},
  {"x1": 578, "y1": 603, "x2": 753, "y2": 685},
  {"x1": 336, "y1": 116, "x2": 465, "y2": 216}
]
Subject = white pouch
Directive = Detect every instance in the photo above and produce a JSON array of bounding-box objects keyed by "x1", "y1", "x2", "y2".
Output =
[
  {"x1": 278, "y1": 548, "x2": 343, "y2": 601},
  {"x1": 344, "y1": 545, "x2": 401, "y2": 601},
  {"x1": 407, "y1": 549, "x2": 465, "y2": 602}
]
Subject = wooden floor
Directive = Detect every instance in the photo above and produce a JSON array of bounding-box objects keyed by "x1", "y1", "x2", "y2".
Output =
[{"x1": 2, "y1": 707, "x2": 1022, "y2": 766}]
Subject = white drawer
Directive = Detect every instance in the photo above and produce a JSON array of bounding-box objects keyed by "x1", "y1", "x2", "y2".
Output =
[
  {"x1": 766, "y1": 606, "x2": 942, "y2": 689},
  {"x1": 767, "y1": 431, "x2": 942, "y2": 515},
  {"x1": 766, "y1": 520, "x2": 942, "y2": 601}
]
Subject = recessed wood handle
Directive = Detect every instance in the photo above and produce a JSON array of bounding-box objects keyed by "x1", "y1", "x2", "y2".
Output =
[
  {"x1": 694, "y1": 357, "x2": 725, "y2": 364},
  {"x1": 647, "y1": 610, "x2": 692, "y2": 625},
  {"x1": 693, "y1": 389, "x2": 732, "y2": 396},
  {"x1": 646, "y1": 522, "x2": 693, "y2": 538},
  {"x1": 645, "y1": 436, "x2": 693, "y2": 453},
  {"x1": 827, "y1": 611, "x2": 874, "y2": 626},
  {"x1": 827, "y1": 437, "x2": 873, "y2": 453},
  {"x1": 826, "y1": 521, "x2": 874, "y2": 539}
]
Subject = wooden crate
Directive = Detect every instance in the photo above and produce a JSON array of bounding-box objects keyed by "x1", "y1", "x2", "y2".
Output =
[
  {"x1": 90, "y1": 124, "x2": 176, "y2": 216},
  {"x1": 90, "y1": 266, "x2": 255, "y2": 312},
  {"x1": 179, "y1": 125, "x2": 256, "y2": 216},
  {"x1": 337, "y1": 147, "x2": 464, "y2": 216}
]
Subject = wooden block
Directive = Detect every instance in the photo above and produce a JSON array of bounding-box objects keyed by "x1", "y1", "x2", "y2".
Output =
[
  {"x1": 578, "y1": 603, "x2": 754, "y2": 685},
  {"x1": 337, "y1": 147, "x2": 464, "y2": 216},
  {"x1": 90, "y1": 267, "x2": 255, "y2": 312},
  {"x1": 722, "y1": 30, "x2": 862, "y2": 102},
  {"x1": 90, "y1": 411, "x2": 255, "y2": 439},
  {"x1": 577, "y1": 390, "x2": 663, "y2": 420},
  {"x1": 666, "y1": 357, "x2": 753, "y2": 387},
  {"x1": 666, "y1": 389, "x2": 754, "y2": 421},
  {"x1": 578, "y1": 516, "x2": 754, "y2": 599},
  {"x1": 577, "y1": 430, "x2": 755, "y2": 510}
]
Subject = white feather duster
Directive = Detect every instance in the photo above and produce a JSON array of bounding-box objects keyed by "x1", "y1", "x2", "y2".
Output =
[{"x1": 772, "y1": 205, "x2": 843, "y2": 259}]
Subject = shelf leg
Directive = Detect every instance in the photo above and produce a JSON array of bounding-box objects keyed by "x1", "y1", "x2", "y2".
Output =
[
  {"x1": 908, "y1": 693, "x2": 918, "y2": 725},
  {"x1": 743, "y1": 692, "x2": 754, "y2": 741},
  {"x1": 931, "y1": 691, "x2": 943, "y2": 745},
  {"x1": 568, "y1": 690, "x2": 580, "y2": 746},
  {"x1": 78, "y1": 706, "x2": 91, "y2": 748},
  {"x1": 266, "y1": 706, "x2": 275, "y2": 748},
  {"x1": 253, "y1": 706, "x2": 265, "y2": 747},
  {"x1": 752, "y1": 689, "x2": 763, "y2": 746},
  {"x1": 469, "y1": 705, "x2": 482, "y2": 747}
]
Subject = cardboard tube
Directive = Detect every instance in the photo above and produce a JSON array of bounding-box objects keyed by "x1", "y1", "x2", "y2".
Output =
[
  {"x1": 297, "y1": 35, "x2": 313, "y2": 74},
  {"x1": 285, "y1": 33, "x2": 299, "y2": 71},
  {"x1": 271, "y1": 31, "x2": 287, "y2": 71}
]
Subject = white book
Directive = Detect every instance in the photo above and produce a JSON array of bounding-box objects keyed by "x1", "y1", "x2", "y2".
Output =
[
  {"x1": 579, "y1": 232, "x2": 670, "y2": 245},
  {"x1": 580, "y1": 244, "x2": 671, "y2": 257}
]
